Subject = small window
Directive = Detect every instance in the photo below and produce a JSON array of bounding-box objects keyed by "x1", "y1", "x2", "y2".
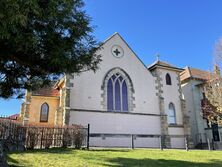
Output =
[
  {"x1": 168, "y1": 103, "x2": 176, "y2": 124},
  {"x1": 40, "y1": 103, "x2": 49, "y2": 122},
  {"x1": 166, "y1": 73, "x2": 172, "y2": 85}
]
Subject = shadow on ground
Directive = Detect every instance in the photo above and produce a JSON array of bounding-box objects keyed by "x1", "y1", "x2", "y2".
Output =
[
  {"x1": 7, "y1": 155, "x2": 27, "y2": 167},
  {"x1": 88, "y1": 148, "x2": 131, "y2": 152},
  {"x1": 8, "y1": 147, "x2": 74, "y2": 155},
  {"x1": 105, "y1": 158, "x2": 222, "y2": 167},
  {"x1": 6, "y1": 148, "x2": 222, "y2": 167}
]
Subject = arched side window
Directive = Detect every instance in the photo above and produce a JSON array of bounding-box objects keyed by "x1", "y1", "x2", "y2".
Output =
[
  {"x1": 102, "y1": 68, "x2": 134, "y2": 112},
  {"x1": 168, "y1": 103, "x2": 176, "y2": 124},
  {"x1": 107, "y1": 73, "x2": 129, "y2": 111},
  {"x1": 40, "y1": 103, "x2": 49, "y2": 122},
  {"x1": 166, "y1": 73, "x2": 172, "y2": 85}
]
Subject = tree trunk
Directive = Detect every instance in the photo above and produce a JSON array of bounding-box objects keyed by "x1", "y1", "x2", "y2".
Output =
[{"x1": 0, "y1": 141, "x2": 8, "y2": 167}]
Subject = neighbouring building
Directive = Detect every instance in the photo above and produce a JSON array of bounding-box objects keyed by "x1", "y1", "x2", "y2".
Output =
[
  {"x1": 20, "y1": 33, "x2": 195, "y2": 148},
  {"x1": 180, "y1": 67, "x2": 222, "y2": 148},
  {"x1": 20, "y1": 86, "x2": 61, "y2": 126}
]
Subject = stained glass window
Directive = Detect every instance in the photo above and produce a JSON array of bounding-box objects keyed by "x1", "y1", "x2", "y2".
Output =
[
  {"x1": 122, "y1": 81, "x2": 128, "y2": 111},
  {"x1": 107, "y1": 73, "x2": 129, "y2": 111},
  {"x1": 107, "y1": 79, "x2": 113, "y2": 111}
]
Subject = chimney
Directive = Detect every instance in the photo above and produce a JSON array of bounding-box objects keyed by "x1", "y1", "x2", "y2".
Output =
[{"x1": 214, "y1": 64, "x2": 220, "y2": 76}]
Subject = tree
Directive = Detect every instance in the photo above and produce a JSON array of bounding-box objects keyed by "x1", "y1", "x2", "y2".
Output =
[
  {"x1": 0, "y1": 0, "x2": 101, "y2": 98},
  {"x1": 202, "y1": 82, "x2": 222, "y2": 125},
  {"x1": 201, "y1": 38, "x2": 222, "y2": 125}
]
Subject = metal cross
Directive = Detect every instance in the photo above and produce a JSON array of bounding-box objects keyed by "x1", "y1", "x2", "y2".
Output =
[
  {"x1": 113, "y1": 48, "x2": 121, "y2": 56},
  {"x1": 156, "y1": 53, "x2": 160, "y2": 61}
]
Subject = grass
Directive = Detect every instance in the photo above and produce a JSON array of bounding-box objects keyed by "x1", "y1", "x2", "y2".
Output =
[{"x1": 7, "y1": 148, "x2": 222, "y2": 167}]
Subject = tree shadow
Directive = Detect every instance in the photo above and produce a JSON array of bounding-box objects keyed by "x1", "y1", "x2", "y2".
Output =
[
  {"x1": 88, "y1": 148, "x2": 131, "y2": 152},
  {"x1": 106, "y1": 158, "x2": 222, "y2": 167},
  {"x1": 6, "y1": 155, "x2": 27, "y2": 167},
  {"x1": 7, "y1": 147, "x2": 75, "y2": 155}
]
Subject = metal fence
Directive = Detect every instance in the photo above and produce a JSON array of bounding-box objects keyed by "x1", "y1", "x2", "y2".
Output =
[
  {"x1": 89, "y1": 133, "x2": 163, "y2": 149},
  {"x1": 88, "y1": 127, "x2": 190, "y2": 150},
  {"x1": 195, "y1": 132, "x2": 222, "y2": 150}
]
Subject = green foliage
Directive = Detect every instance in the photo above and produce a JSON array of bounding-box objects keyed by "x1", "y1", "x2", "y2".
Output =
[
  {"x1": 7, "y1": 148, "x2": 222, "y2": 167},
  {"x1": 0, "y1": 0, "x2": 101, "y2": 98}
]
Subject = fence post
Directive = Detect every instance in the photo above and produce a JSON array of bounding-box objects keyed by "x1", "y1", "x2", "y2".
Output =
[
  {"x1": 131, "y1": 134, "x2": 134, "y2": 149},
  {"x1": 207, "y1": 138, "x2": 211, "y2": 151},
  {"x1": 200, "y1": 137, "x2": 203, "y2": 150},
  {"x1": 40, "y1": 128, "x2": 44, "y2": 149},
  {"x1": 160, "y1": 135, "x2": 163, "y2": 150},
  {"x1": 212, "y1": 139, "x2": 215, "y2": 150},
  {"x1": 185, "y1": 136, "x2": 189, "y2": 151},
  {"x1": 87, "y1": 124, "x2": 90, "y2": 150}
]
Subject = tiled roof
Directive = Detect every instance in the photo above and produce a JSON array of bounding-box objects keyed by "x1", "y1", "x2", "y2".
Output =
[
  {"x1": 148, "y1": 60, "x2": 183, "y2": 71},
  {"x1": 180, "y1": 67, "x2": 212, "y2": 82},
  {"x1": 9, "y1": 114, "x2": 19, "y2": 120},
  {"x1": 155, "y1": 61, "x2": 174, "y2": 67},
  {"x1": 32, "y1": 87, "x2": 60, "y2": 97}
]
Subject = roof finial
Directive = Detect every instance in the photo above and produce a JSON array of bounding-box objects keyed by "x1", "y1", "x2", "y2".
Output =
[{"x1": 156, "y1": 53, "x2": 160, "y2": 61}]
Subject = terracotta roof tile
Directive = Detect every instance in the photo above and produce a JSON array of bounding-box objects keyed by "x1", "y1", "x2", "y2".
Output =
[
  {"x1": 9, "y1": 114, "x2": 19, "y2": 120},
  {"x1": 180, "y1": 67, "x2": 212, "y2": 82},
  {"x1": 32, "y1": 87, "x2": 60, "y2": 97},
  {"x1": 190, "y1": 68, "x2": 212, "y2": 80}
]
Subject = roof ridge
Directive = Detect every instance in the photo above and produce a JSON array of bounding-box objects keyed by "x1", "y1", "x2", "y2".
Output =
[
  {"x1": 189, "y1": 67, "x2": 211, "y2": 73},
  {"x1": 102, "y1": 32, "x2": 119, "y2": 44},
  {"x1": 148, "y1": 60, "x2": 183, "y2": 71},
  {"x1": 180, "y1": 66, "x2": 214, "y2": 82}
]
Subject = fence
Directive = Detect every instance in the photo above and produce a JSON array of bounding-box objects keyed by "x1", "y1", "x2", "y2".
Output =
[
  {"x1": 0, "y1": 119, "x2": 191, "y2": 150},
  {"x1": 0, "y1": 118, "x2": 197, "y2": 151},
  {"x1": 91, "y1": 134, "x2": 190, "y2": 150},
  {"x1": 195, "y1": 132, "x2": 222, "y2": 150},
  {"x1": 0, "y1": 118, "x2": 88, "y2": 151},
  {"x1": 0, "y1": 115, "x2": 18, "y2": 120},
  {"x1": 88, "y1": 129, "x2": 190, "y2": 150}
]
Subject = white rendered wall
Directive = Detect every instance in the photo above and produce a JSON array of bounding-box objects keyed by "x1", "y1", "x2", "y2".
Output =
[
  {"x1": 89, "y1": 137, "x2": 160, "y2": 148},
  {"x1": 68, "y1": 33, "x2": 185, "y2": 148},
  {"x1": 70, "y1": 111, "x2": 161, "y2": 134},
  {"x1": 69, "y1": 33, "x2": 159, "y2": 114},
  {"x1": 181, "y1": 80, "x2": 207, "y2": 144},
  {"x1": 169, "y1": 127, "x2": 186, "y2": 148},
  {"x1": 70, "y1": 111, "x2": 161, "y2": 148},
  {"x1": 160, "y1": 69, "x2": 183, "y2": 125}
]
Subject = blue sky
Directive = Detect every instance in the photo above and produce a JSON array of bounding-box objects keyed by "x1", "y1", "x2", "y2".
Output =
[{"x1": 1, "y1": 0, "x2": 222, "y2": 116}]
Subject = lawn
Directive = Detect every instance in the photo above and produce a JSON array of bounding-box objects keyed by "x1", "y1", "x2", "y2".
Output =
[{"x1": 7, "y1": 148, "x2": 222, "y2": 167}]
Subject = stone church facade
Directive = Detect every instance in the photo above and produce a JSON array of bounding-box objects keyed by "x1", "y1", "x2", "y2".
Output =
[{"x1": 20, "y1": 33, "x2": 192, "y2": 148}]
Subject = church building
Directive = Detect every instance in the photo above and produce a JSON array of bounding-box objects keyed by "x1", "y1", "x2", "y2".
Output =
[{"x1": 20, "y1": 33, "x2": 191, "y2": 148}]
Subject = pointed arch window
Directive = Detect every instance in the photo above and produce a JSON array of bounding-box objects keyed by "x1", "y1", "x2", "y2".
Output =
[
  {"x1": 166, "y1": 73, "x2": 172, "y2": 85},
  {"x1": 40, "y1": 103, "x2": 49, "y2": 122},
  {"x1": 107, "y1": 73, "x2": 129, "y2": 111},
  {"x1": 168, "y1": 103, "x2": 176, "y2": 124}
]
